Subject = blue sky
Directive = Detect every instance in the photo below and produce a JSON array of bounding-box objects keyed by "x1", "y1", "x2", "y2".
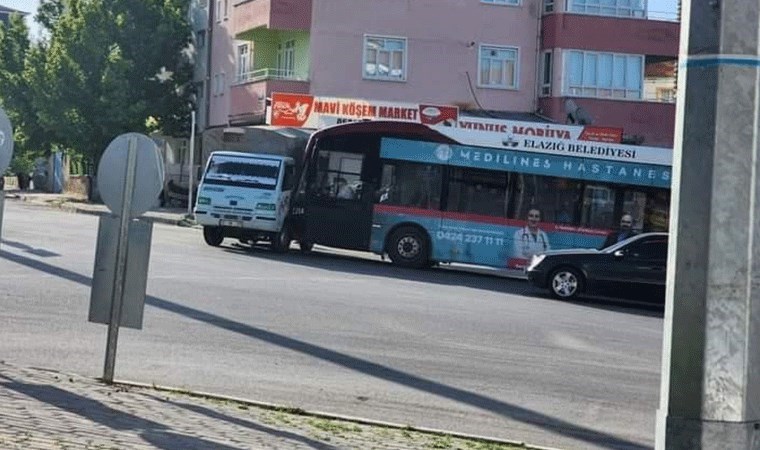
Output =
[{"x1": 6, "y1": 0, "x2": 677, "y2": 39}]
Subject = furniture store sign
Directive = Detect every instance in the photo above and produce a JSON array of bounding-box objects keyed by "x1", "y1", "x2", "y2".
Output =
[{"x1": 268, "y1": 92, "x2": 625, "y2": 144}]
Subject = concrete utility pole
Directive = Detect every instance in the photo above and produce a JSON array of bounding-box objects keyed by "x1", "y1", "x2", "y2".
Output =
[{"x1": 656, "y1": 0, "x2": 760, "y2": 448}]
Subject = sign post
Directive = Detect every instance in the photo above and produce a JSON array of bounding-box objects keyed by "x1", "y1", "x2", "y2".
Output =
[
  {"x1": 90, "y1": 132, "x2": 164, "y2": 384},
  {"x1": 103, "y1": 137, "x2": 138, "y2": 383},
  {"x1": 187, "y1": 110, "x2": 196, "y2": 217},
  {"x1": 0, "y1": 107, "x2": 15, "y2": 239}
]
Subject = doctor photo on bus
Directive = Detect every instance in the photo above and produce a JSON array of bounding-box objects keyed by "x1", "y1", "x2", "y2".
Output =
[{"x1": 513, "y1": 207, "x2": 550, "y2": 261}]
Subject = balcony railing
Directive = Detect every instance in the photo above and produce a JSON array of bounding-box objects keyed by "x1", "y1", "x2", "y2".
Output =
[{"x1": 235, "y1": 68, "x2": 308, "y2": 84}]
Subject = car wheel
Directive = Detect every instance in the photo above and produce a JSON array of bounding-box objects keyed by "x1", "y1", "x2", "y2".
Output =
[
  {"x1": 203, "y1": 226, "x2": 224, "y2": 247},
  {"x1": 387, "y1": 226, "x2": 429, "y2": 269},
  {"x1": 550, "y1": 267, "x2": 584, "y2": 300},
  {"x1": 298, "y1": 240, "x2": 314, "y2": 254},
  {"x1": 271, "y1": 226, "x2": 292, "y2": 253}
]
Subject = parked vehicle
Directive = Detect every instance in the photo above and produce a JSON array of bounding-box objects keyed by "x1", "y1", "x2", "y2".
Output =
[
  {"x1": 526, "y1": 232, "x2": 669, "y2": 301},
  {"x1": 289, "y1": 121, "x2": 671, "y2": 271},
  {"x1": 194, "y1": 151, "x2": 298, "y2": 252}
]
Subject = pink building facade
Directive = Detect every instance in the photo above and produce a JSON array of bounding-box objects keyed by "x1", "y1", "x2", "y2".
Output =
[
  {"x1": 206, "y1": 0, "x2": 679, "y2": 147},
  {"x1": 538, "y1": 0, "x2": 680, "y2": 147}
]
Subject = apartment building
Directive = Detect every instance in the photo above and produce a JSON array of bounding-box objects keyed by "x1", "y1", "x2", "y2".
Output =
[
  {"x1": 538, "y1": 0, "x2": 679, "y2": 147},
  {"x1": 200, "y1": 0, "x2": 679, "y2": 147}
]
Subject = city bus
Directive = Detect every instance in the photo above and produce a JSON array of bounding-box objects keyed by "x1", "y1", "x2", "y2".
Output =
[{"x1": 288, "y1": 121, "x2": 671, "y2": 271}]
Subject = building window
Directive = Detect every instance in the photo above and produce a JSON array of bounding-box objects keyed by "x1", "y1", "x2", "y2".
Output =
[
  {"x1": 567, "y1": 0, "x2": 646, "y2": 18},
  {"x1": 364, "y1": 35, "x2": 407, "y2": 81},
  {"x1": 481, "y1": 0, "x2": 520, "y2": 6},
  {"x1": 213, "y1": 72, "x2": 226, "y2": 96},
  {"x1": 540, "y1": 51, "x2": 552, "y2": 96},
  {"x1": 478, "y1": 45, "x2": 518, "y2": 89},
  {"x1": 565, "y1": 50, "x2": 643, "y2": 100},
  {"x1": 277, "y1": 40, "x2": 296, "y2": 78},
  {"x1": 544, "y1": 0, "x2": 555, "y2": 12},
  {"x1": 223, "y1": 0, "x2": 229, "y2": 19},
  {"x1": 237, "y1": 44, "x2": 250, "y2": 82},
  {"x1": 196, "y1": 30, "x2": 206, "y2": 49},
  {"x1": 215, "y1": 0, "x2": 221, "y2": 22}
]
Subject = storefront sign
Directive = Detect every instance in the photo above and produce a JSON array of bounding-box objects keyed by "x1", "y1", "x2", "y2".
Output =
[
  {"x1": 269, "y1": 93, "x2": 458, "y2": 128},
  {"x1": 269, "y1": 92, "x2": 626, "y2": 145}
]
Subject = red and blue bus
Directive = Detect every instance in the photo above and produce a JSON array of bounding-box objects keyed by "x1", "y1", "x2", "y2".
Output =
[{"x1": 289, "y1": 121, "x2": 671, "y2": 272}]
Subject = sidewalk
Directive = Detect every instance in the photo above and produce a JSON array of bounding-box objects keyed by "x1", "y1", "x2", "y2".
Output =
[
  {"x1": 0, "y1": 361, "x2": 535, "y2": 450},
  {"x1": 3, "y1": 191, "x2": 194, "y2": 227}
]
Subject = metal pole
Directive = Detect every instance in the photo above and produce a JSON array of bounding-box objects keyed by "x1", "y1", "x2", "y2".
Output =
[
  {"x1": 656, "y1": 0, "x2": 760, "y2": 448},
  {"x1": 103, "y1": 137, "x2": 138, "y2": 384},
  {"x1": 0, "y1": 194, "x2": 5, "y2": 240},
  {"x1": 187, "y1": 110, "x2": 196, "y2": 217}
]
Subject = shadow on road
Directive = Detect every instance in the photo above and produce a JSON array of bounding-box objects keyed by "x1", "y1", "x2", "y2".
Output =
[
  {"x1": 225, "y1": 243, "x2": 664, "y2": 319},
  {"x1": 1, "y1": 239, "x2": 61, "y2": 257},
  {"x1": 0, "y1": 247, "x2": 650, "y2": 450}
]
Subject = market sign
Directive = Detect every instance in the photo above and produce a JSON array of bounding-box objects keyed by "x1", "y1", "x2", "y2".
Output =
[
  {"x1": 269, "y1": 92, "x2": 458, "y2": 128},
  {"x1": 268, "y1": 92, "x2": 625, "y2": 144}
]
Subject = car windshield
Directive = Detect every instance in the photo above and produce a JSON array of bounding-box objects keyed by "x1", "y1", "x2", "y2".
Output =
[{"x1": 204, "y1": 155, "x2": 281, "y2": 190}]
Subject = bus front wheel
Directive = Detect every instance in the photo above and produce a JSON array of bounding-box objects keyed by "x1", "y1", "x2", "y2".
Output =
[
  {"x1": 387, "y1": 226, "x2": 429, "y2": 269},
  {"x1": 203, "y1": 226, "x2": 224, "y2": 247}
]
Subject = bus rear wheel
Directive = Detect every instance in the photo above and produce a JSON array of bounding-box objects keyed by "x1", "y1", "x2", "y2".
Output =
[
  {"x1": 387, "y1": 226, "x2": 429, "y2": 269},
  {"x1": 203, "y1": 226, "x2": 224, "y2": 247}
]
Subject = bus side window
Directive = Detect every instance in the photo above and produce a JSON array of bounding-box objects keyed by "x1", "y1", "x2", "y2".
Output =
[{"x1": 282, "y1": 164, "x2": 295, "y2": 191}]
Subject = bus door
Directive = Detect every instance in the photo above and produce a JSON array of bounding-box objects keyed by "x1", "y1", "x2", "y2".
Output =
[{"x1": 302, "y1": 140, "x2": 376, "y2": 251}]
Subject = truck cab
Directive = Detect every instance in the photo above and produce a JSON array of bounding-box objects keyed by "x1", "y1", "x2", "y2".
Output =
[{"x1": 194, "y1": 151, "x2": 296, "y2": 252}]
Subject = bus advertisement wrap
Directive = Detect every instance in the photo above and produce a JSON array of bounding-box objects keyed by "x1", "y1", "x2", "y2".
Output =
[
  {"x1": 370, "y1": 205, "x2": 608, "y2": 270},
  {"x1": 381, "y1": 138, "x2": 671, "y2": 188}
]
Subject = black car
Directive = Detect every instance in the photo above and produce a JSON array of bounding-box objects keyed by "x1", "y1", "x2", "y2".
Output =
[{"x1": 526, "y1": 232, "x2": 669, "y2": 301}]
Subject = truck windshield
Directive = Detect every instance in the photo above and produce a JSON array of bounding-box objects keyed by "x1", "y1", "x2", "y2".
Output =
[{"x1": 204, "y1": 156, "x2": 281, "y2": 190}]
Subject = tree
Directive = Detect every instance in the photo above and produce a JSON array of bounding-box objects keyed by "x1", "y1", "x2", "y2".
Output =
[
  {"x1": 0, "y1": 13, "x2": 47, "y2": 158},
  {"x1": 28, "y1": 0, "x2": 195, "y2": 166}
]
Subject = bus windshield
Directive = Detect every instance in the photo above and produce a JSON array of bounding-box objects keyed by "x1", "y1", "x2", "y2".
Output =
[{"x1": 205, "y1": 155, "x2": 281, "y2": 190}]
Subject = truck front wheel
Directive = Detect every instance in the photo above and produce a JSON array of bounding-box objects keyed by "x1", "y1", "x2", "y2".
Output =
[{"x1": 203, "y1": 226, "x2": 224, "y2": 247}]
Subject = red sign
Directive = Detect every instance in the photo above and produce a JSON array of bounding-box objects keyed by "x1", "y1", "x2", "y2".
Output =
[
  {"x1": 270, "y1": 93, "x2": 315, "y2": 127},
  {"x1": 578, "y1": 126, "x2": 624, "y2": 143}
]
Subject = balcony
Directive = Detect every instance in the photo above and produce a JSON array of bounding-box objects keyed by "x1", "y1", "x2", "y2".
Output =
[
  {"x1": 236, "y1": 68, "x2": 308, "y2": 84},
  {"x1": 542, "y1": 13, "x2": 680, "y2": 56},
  {"x1": 233, "y1": 0, "x2": 312, "y2": 36},
  {"x1": 229, "y1": 69, "x2": 309, "y2": 125}
]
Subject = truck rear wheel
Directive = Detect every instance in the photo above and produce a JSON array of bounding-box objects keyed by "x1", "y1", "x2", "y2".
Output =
[
  {"x1": 203, "y1": 226, "x2": 224, "y2": 247},
  {"x1": 272, "y1": 226, "x2": 292, "y2": 253}
]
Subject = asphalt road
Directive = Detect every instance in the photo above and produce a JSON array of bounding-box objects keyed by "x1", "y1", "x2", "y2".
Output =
[{"x1": 0, "y1": 201, "x2": 665, "y2": 450}]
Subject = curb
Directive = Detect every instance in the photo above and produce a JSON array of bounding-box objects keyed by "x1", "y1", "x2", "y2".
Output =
[
  {"x1": 112, "y1": 378, "x2": 559, "y2": 450},
  {"x1": 7, "y1": 194, "x2": 195, "y2": 228}
]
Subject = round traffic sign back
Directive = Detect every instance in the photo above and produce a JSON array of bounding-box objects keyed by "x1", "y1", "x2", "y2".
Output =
[
  {"x1": 0, "y1": 107, "x2": 14, "y2": 174},
  {"x1": 97, "y1": 133, "x2": 164, "y2": 218}
]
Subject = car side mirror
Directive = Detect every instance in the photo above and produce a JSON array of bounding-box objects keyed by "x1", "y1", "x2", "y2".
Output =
[{"x1": 614, "y1": 250, "x2": 625, "y2": 258}]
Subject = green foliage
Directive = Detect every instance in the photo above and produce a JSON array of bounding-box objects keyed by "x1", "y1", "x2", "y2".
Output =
[{"x1": 0, "y1": 0, "x2": 195, "y2": 168}]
